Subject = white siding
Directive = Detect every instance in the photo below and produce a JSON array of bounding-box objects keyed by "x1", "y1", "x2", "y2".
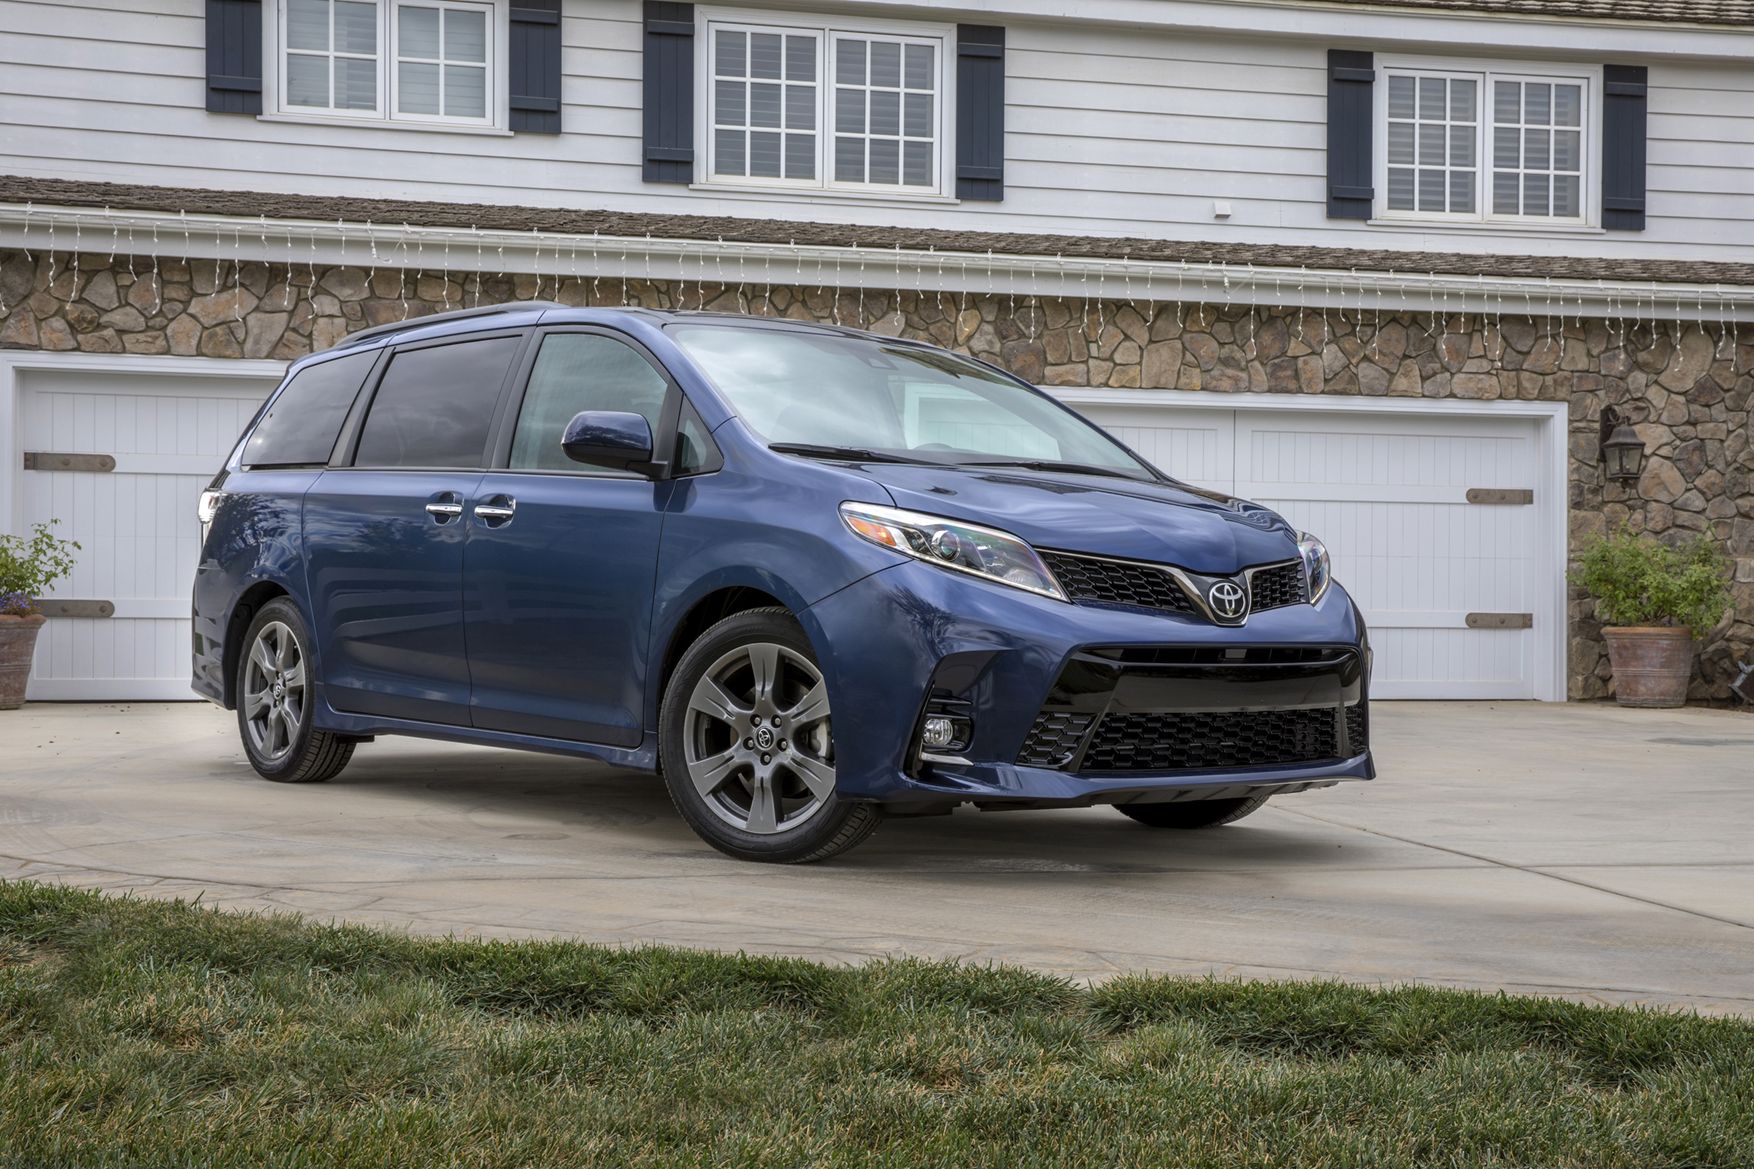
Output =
[{"x1": 2, "y1": 0, "x2": 1752, "y2": 263}]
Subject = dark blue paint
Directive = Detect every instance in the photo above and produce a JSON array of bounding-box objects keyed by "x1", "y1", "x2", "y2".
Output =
[
  {"x1": 193, "y1": 307, "x2": 1373, "y2": 809},
  {"x1": 463, "y1": 472, "x2": 665, "y2": 745},
  {"x1": 302, "y1": 469, "x2": 483, "y2": 724},
  {"x1": 561, "y1": 410, "x2": 655, "y2": 471}
]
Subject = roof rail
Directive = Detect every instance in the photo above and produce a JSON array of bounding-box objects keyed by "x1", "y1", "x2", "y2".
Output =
[{"x1": 335, "y1": 300, "x2": 566, "y2": 349}]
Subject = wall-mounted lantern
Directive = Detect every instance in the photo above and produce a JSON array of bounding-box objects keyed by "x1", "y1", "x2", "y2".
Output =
[{"x1": 1599, "y1": 405, "x2": 1646, "y2": 484}]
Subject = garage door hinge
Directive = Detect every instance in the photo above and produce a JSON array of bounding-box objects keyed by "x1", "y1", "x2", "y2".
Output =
[
  {"x1": 23, "y1": 451, "x2": 116, "y2": 473},
  {"x1": 33, "y1": 600, "x2": 115, "y2": 619},
  {"x1": 1466, "y1": 612, "x2": 1533, "y2": 630},
  {"x1": 1466, "y1": 488, "x2": 1533, "y2": 505}
]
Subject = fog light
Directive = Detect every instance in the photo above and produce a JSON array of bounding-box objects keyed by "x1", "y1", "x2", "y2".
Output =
[{"x1": 921, "y1": 716, "x2": 958, "y2": 749}]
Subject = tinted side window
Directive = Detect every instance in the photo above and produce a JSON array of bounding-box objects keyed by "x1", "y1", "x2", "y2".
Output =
[
  {"x1": 242, "y1": 351, "x2": 376, "y2": 467},
  {"x1": 353, "y1": 336, "x2": 521, "y2": 468},
  {"x1": 509, "y1": 334, "x2": 670, "y2": 471}
]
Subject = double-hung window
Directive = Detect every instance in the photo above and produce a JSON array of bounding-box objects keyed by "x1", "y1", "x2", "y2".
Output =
[
  {"x1": 1378, "y1": 60, "x2": 1595, "y2": 226},
  {"x1": 278, "y1": 0, "x2": 496, "y2": 126},
  {"x1": 702, "y1": 11, "x2": 951, "y2": 196}
]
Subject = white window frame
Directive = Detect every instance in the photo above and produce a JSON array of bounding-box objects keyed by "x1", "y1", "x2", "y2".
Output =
[
  {"x1": 1373, "y1": 56, "x2": 1600, "y2": 229},
  {"x1": 264, "y1": 0, "x2": 507, "y2": 132},
  {"x1": 695, "y1": 7, "x2": 955, "y2": 200}
]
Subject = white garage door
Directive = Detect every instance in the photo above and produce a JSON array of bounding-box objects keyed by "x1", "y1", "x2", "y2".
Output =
[
  {"x1": 1078, "y1": 402, "x2": 1556, "y2": 700},
  {"x1": 16, "y1": 366, "x2": 280, "y2": 700}
]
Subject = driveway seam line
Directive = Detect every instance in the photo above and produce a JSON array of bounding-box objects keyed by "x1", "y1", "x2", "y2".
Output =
[{"x1": 1274, "y1": 807, "x2": 1754, "y2": 932}]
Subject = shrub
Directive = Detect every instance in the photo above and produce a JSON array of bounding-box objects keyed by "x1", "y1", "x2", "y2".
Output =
[
  {"x1": 0, "y1": 521, "x2": 80, "y2": 617},
  {"x1": 1574, "y1": 527, "x2": 1731, "y2": 634}
]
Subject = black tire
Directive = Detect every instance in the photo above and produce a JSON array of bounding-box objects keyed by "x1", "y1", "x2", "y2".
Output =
[
  {"x1": 235, "y1": 597, "x2": 355, "y2": 784},
  {"x1": 659, "y1": 607, "x2": 880, "y2": 863},
  {"x1": 1116, "y1": 793, "x2": 1271, "y2": 829}
]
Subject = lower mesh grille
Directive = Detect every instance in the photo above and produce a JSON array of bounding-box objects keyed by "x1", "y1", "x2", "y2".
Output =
[
  {"x1": 1345, "y1": 702, "x2": 1369, "y2": 754},
  {"x1": 1081, "y1": 708, "x2": 1341, "y2": 772},
  {"x1": 1016, "y1": 712, "x2": 1096, "y2": 768}
]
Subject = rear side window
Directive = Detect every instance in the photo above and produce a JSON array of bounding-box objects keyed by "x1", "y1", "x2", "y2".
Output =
[
  {"x1": 241, "y1": 351, "x2": 376, "y2": 468},
  {"x1": 353, "y1": 336, "x2": 521, "y2": 468}
]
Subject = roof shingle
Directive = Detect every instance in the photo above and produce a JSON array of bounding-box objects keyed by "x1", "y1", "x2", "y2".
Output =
[
  {"x1": 1307, "y1": 0, "x2": 1753, "y2": 26},
  {"x1": 3, "y1": 174, "x2": 1751, "y2": 289}
]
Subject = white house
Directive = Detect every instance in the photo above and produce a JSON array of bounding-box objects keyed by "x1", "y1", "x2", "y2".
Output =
[{"x1": 1, "y1": 0, "x2": 1750, "y2": 703}]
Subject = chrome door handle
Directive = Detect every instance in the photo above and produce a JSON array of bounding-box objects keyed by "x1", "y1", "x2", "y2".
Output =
[
  {"x1": 425, "y1": 501, "x2": 464, "y2": 518},
  {"x1": 474, "y1": 497, "x2": 516, "y2": 526}
]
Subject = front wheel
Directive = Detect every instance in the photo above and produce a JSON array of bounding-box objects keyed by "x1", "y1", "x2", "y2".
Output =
[
  {"x1": 659, "y1": 608, "x2": 879, "y2": 863},
  {"x1": 1116, "y1": 794, "x2": 1271, "y2": 829}
]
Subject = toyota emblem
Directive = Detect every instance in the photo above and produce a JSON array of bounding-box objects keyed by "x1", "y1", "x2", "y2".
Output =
[{"x1": 1208, "y1": 579, "x2": 1248, "y2": 620}]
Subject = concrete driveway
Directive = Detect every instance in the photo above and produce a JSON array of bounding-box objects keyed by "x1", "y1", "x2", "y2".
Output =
[{"x1": 3, "y1": 700, "x2": 1751, "y2": 1015}]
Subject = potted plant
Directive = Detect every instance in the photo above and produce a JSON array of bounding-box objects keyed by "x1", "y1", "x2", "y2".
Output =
[
  {"x1": 0, "y1": 521, "x2": 80, "y2": 710},
  {"x1": 1575, "y1": 528, "x2": 1732, "y2": 708}
]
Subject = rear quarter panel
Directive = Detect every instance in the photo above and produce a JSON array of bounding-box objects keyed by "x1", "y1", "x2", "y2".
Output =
[{"x1": 191, "y1": 470, "x2": 323, "y2": 704}]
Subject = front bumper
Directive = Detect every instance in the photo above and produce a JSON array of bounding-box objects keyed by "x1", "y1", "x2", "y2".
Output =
[{"x1": 801, "y1": 558, "x2": 1373, "y2": 811}]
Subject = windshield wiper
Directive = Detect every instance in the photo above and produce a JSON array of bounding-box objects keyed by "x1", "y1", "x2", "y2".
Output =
[
  {"x1": 768, "y1": 442, "x2": 928, "y2": 465},
  {"x1": 957, "y1": 458, "x2": 1146, "y2": 481}
]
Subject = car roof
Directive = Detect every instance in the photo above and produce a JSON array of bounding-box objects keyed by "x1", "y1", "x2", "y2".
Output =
[{"x1": 303, "y1": 302, "x2": 921, "y2": 371}]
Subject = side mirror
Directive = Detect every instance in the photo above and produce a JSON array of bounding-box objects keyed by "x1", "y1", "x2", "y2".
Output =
[{"x1": 561, "y1": 410, "x2": 659, "y2": 475}]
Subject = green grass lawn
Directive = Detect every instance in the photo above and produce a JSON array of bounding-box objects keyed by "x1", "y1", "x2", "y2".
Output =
[{"x1": 2, "y1": 881, "x2": 1750, "y2": 1168}]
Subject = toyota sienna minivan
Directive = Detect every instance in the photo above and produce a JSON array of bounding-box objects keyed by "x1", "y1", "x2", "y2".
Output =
[{"x1": 193, "y1": 304, "x2": 1373, "y2": 862}]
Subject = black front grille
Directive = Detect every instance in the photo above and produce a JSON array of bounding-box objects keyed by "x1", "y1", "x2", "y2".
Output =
[
  {"x1": 1040, "y1": 551, "x2": 1195, "y2": 614},
  {"x1": 1081, "y1": 708, "x2": 1342, "y2": 772},
  {"x1": 1345, "y1": 702, "x2": 1369, "y2": 754},
  {"x1": 1250, "y1": 562, "x2": 1308, "y2": 611},
  {"x1": 1017, "y1": 712, "x2": 1096, "y2": 768}
]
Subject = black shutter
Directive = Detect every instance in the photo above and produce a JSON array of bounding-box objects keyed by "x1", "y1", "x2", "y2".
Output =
[
  {"x1": 1602, "y1": 64, "x2": 1648, "y2": 231},
  {"x1": 509, "y1": 1, "x2": 563, "y2": 133},
  {"x1": 643, "y1": 1, "x2": 695, "y2": 183},
  {"x1": 1326, "y1": 49, "x2": 1374, "y2": 220},
  {"x1": 206, "y1": 0, "x2": 263, "y2": 115},
  {"x1": 955, "y1": 25, "x2": 1005, "y2": 201}
]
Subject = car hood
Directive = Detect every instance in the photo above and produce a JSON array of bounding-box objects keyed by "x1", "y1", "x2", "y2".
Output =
[{"x1": 864, "y1": 464, "x2": 1300, "y2": 575}]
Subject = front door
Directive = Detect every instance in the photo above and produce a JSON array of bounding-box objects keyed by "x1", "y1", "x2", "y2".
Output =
[
  {"x1": 463, "y1": 330, "x2": 673, "y2": 745},
  {"x1": 304, "y1": 333, "x2": 524, "y2": 724}
]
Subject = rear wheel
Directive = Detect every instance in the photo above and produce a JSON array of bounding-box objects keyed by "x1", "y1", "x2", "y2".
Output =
[
  {"x1": 1116, "y1": 794, "x2": 1271, "y2": 829},
  {"x1": 659, "y1": 609, "x2": 879, "y2": 863},
  {"x1": 236, "y1": 598, "x2": 355, "y2": 784}
]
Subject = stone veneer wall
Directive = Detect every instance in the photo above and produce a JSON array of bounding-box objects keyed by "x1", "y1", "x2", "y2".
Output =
[{"x1": 2, "y1": 248, "x2": 1751, "y2": 700}]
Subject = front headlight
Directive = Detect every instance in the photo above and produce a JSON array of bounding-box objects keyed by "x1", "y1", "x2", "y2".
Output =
[
  {"x1": 839, "y1": 502, "x2": 1067, "y2": 601},
  {"x1": 1298, "y1": 531, "x2": 1331, "y2": 604}
]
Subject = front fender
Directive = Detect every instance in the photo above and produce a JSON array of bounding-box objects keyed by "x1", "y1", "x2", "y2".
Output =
[{"x1": 643, "y1": 466, "x2": 901, "y2": 729}]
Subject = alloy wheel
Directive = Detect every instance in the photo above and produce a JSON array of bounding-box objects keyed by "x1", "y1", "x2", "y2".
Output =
[
  {"x1": 242, "y1": 620, "x2": 306, "y2": 763},
  {"x1": 683, "y1": 642, "x2": 835, "y2": 835}
]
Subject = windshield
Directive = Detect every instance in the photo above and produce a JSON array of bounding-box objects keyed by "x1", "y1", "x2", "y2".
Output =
[{"x1": 668, "y1": 323, "x2": 1155, "y2": 479}]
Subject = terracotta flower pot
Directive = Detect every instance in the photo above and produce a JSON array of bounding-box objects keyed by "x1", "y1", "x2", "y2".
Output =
[
  {"x1": 1601, "y1": 626, "x2": 1695, "y2": 709},
  {"x1": 0, "y1": 613, "x2": 47, "y2": 710}
]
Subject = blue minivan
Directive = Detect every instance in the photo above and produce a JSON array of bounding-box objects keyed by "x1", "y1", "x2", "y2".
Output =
[{"x1": 193, "y1": 304, "x2": 1373, "y2": 862}]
